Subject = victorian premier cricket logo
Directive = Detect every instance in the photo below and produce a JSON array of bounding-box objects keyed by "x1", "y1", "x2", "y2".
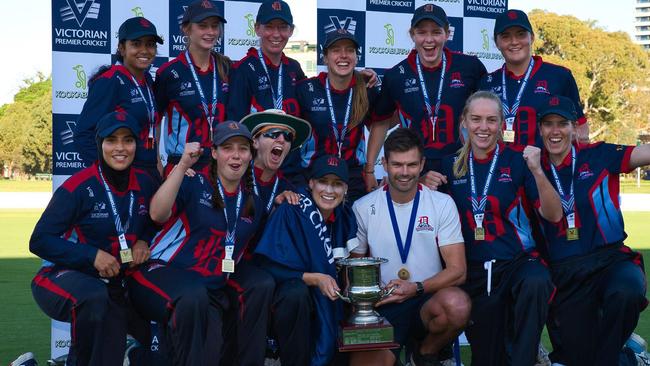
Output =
[{"x1": 59, "y1": 0, "x2": 100, "y2": 27}]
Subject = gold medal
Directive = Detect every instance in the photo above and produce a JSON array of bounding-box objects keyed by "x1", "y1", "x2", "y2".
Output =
[
  {"x1": 475, "y1": 227, "x2": 485, "y2": 241},
  {"x1": 120, "y1": 249, "x2": 133, "y2": 264},
  {"x1": 222, "y1": 259, "x2": 235, "y2": 273},
  {"x1": 566, "y1": 228, "x2": 579, "y2": 241},
  {"x1": 503, "y1": 130, "x2": 515, "y2": 143},
  {"x1": 398, "y1": 267, "x2": 410, "y2": 280}
]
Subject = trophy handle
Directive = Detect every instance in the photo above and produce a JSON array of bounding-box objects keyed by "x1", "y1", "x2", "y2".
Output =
[
  {"x1": 380, "y1": 285, "x2": 396, "y2": 299},
  {"x1": 335, "y1": 290, "x2": 351, "y2": 303}
]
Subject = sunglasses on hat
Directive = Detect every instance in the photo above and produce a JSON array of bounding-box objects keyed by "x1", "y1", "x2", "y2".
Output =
[{"x1": 261, "y1": 128, "x2": 294, "y2": 143}]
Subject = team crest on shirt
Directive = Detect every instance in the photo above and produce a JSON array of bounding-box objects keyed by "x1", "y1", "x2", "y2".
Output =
[
  {"x1": 534, "y1": 80, "x2": 550, "y2": 94},
  {"x1": 258, "y1": 76, "x2": 270, "y2": 90},
  {"x1": 370, "y1": 204, "x2": 376, "y2": 215},
  {"x1": 200, "y1": 191, "x2": 213, "y2": 207},
  {"x1": 498, "y1": 167, "x2": 512, "y2": 183},
  {"x1": 578, "y1": 163, "x2": 594, "y2": 180},
  {"x1": 311, "y1": 97, "x2": 327, "y2": 112},
  {"x1": 91, "y1": 201, "x2": 109, "y2": 219},
  {"x1": 416, "y1": 216, "x2": 434, "y2": 232},
  {"x1": 179, "y1": 81, "x2": 195, "y2": 97},
  {"x1": 130, "y1": 88, "x2": 143, "y2": 103},
  {"x1": 404, "y1": 78, "x2": 418, "y2": 93},
  {"x1": 138, "y1": 197, "x2": 148, "y2": 216},
  {"x1": 449, "y1": 72, "x2": 465, "y2": 88}
]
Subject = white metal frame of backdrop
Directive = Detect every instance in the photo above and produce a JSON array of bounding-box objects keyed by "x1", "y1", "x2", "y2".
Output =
[{"x1": 50, "y1": 0, "x2": 505, "y2": 358}]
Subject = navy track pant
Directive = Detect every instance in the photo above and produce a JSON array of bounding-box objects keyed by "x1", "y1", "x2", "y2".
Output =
[
  {"x1": 31, "y1": 267, "x2": 129, "y2": 366},
  {"x1": 127, "y1": 261, "x2": 229, "y2": 366},
  {"x1": 547, "y1": 244, "x2": 648, "y2": 366},
  {"x1": 220, "y1": 261, "x2": 275, "y2": 366},
  {"x1": 462, "y1": 253, "x2": 555, "y2": 366},
  {"x1": 271, "y1": 278, "x2": 312, "y2": 366}
]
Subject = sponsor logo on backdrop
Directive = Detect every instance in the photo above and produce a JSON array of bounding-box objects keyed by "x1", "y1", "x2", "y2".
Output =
[
  {"x1": 55, "y1": 65, "x2": 88, "y2": 100},
  {"x1": 366, "y1": 0, "x2": 414, "y2": 13},
  {"x1": 226, "y1": 13, "x2": 259, "y2": 48},
  {"x1": 465, "y1": 0, "x2": 506, "y2": 19},
  {"x1": 369, "y1": 23, "x2": 410, "y2": 56},
  {"x1": 465, "y1": 26, "x2": 502, "y2": 61},
  {"x1": 53, "y1": 0, "x2": 110, "y2": 53},
  {"x1": 318, "y1": 10, "x2": 366, "y2": 66},
  {"x1": 53, "y1": 114, "x2": 87, "y2": 174},
  {"x1": 132, "y1": 6, "x2": 144, "y2": 17}
]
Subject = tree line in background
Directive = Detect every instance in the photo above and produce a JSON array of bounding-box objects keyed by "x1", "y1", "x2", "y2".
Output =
[{"x1": 0, "y1": 11, "x2": 649, "y2": 176}]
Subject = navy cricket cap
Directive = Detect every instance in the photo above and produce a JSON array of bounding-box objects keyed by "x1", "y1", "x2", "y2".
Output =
[
  {"x1": 182, "y1": 0, "x2": 227, "y2": 24},
  {"x1": 212, "y1": 121, "x2": 253, "y2": 146},
  {"x1": 537, "y1": 95, "x2": 578, "y2": 122},
  {"x1": 96, "y1": 112, "x2": 139, "y2": 139},
  {"x1": 118, "y1": 17, "x2": 163, "y2": 44},
  {"x1": 494, "y1": 9, "x2": 533, "y2": 38},
  {"x1": 411, "y1": 4, "x2": 449, "y2": 28},
  {"x1": 310, "y1": 155, "x2": 349, "y2": 184},
  {"x1": 256, "y1": 0, "x2": 293, "y2": 25},
  {"x1": 323, "y1": 29, "x2": 360, "y2": 51}
]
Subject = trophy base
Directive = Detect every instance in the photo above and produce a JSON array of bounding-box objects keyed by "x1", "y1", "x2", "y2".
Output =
[{"x1": 338, "y1": 319, "x2": 399, "y2": 352}]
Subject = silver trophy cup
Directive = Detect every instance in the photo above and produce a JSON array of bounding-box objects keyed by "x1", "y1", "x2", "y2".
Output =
[{"x1": 336, "y1": 257, "x2": 395, "y2": 325}]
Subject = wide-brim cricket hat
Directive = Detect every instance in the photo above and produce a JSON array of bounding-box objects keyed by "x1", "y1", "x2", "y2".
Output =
[{"x1": 240, "y1": 109, "x2": 311, "y2": 151}]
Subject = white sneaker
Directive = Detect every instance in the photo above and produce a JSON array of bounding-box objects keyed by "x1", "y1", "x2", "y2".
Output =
[
  {"x1": 535, "y1": 344, "x2": 551, "y2": 366},
  {"x1": 10, "y1": 352, "x2": 37, "y2": 366},
  {"x1": 637, "y1": 351, "x2": 650, "y2": 366},
  {"x1": 440, "y1": 358, "x2": 463, "y2": 366}
]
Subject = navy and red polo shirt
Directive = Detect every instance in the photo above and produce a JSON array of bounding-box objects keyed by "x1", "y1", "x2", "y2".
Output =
[
  {"x1": 30, "y1": 163, "x2": 159, "y2": 274},
  {"x1": 479, "y1": 56, "x2": 587, "y2": 149},
  {"x1": 76, "y1": 65, "x2": 157, "y2": 169},
  {"x1": 294, "y1": 72, "x2": 380, "y2": 177},
  {"x1": 441, "y1": 144, "x2": 541, "y2": 263},
  {"x1": 149, "y1": 172, "x2": 264, "y2": 289},
  {"x1": 538, "y1": 142, "x2": 634, "y2": 262},
  {"x1": 227, "y1": 47, "x2": 306, "y2": 122},
  {"x1": 373, "y1": 48, "x2": 487, "y2": 163},
  {"x1": 154, "y1": 52, "x2": 230, "y2": 162}
]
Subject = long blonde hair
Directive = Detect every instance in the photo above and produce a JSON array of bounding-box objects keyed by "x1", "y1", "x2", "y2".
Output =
[{"x1": 452, "y1": 91, "x2": 504, "y2": 178}]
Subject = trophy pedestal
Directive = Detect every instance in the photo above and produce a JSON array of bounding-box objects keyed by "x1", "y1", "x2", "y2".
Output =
[{"x1": 338, "y1": 319, "x2": 400, "y2": 352}]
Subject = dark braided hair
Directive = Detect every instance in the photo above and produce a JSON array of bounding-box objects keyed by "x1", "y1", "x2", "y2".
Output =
[{"x1": 208, "y1": 155, "x2": 256, "y2": 218}]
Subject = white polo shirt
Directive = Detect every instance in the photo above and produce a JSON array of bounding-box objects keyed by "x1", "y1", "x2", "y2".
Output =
[{"x1": 352, "y1": 184, "x2": 464, "y2": 283}]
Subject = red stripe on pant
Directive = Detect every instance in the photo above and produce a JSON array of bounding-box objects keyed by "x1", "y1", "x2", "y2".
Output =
[{"x1": 33, "y1": 273, "x2": 79, "y2": 344}]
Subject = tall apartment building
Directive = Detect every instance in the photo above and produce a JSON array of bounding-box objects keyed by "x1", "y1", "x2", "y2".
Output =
[{"x1": 635, "y1": 0, "x2": 650, "y2": 50}]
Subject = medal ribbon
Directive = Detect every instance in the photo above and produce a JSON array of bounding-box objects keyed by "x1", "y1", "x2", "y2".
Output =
[
  {"x1": 258, "y1": 48, "x2": 284, "y2": 110},
  {"x1": 325, "y1": 78, "x2": 353, "y2": 158},
  {"x1": 251, "y1": 162, "x2": 279, "y2": 213},
  {"x1": 97, "y1": 165, "x2": 134, "y2": 251},
  {"x1": 185, "y1": 51, "x2": 218, "y2": 140},
  {"x1": 216, "y1": 179, "x2": 243, "y2": 260},
  {"x1": 415, "y1": 51, "x2": 446, "y2": 134},
  {"x1": 126, "y1": 74, "x2": 156, "y2": 141},
  {"x1": 386, "y1": 189, "x2": 420, "y2": 264},
  {"x1": 549, "y1": 145, "x2": 576, "y2": 228},
  {"x1": 468, "y1": 144, "x2": 500, "y2": 230},
  {"x1": 501, "y1": 57, "x2": 535, "y2": 132}
]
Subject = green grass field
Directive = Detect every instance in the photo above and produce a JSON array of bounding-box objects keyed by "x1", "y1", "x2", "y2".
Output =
[{"x1": 1, "y1": 208, "x2": 649, "y2": 364}]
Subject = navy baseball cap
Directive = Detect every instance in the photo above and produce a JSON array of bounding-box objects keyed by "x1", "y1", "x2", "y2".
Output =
[
  {"x1": 310, "y1": 155, "x2": 349, "y2": 184},
  {"x1": 182, "y1": 0, "x2": 227, "y2": 24},
  {"x1": 256, "y1": 0, "x2": 293, "y2": 25},
  {"x1": 96, "y1": 112, "x2": 139, "y2": 139},
  {"x1": 118, "y1": 17, "x2": 163, "y2": 44},
  {"x1": 411, "y1": 4, "x2": 449, "y2": 28},
  {"x1": 494, "y1": 9, "x2": 533, "y2": 38},
  {"x1": 537, "y1": 95, "x2": 578, "y2": 122},
  {"x1": 322, "y1": 29, "x2": 360, "y2": 51},
  {"x1": 212, "y1": 121, "x2": 253, "y2": 146}
]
